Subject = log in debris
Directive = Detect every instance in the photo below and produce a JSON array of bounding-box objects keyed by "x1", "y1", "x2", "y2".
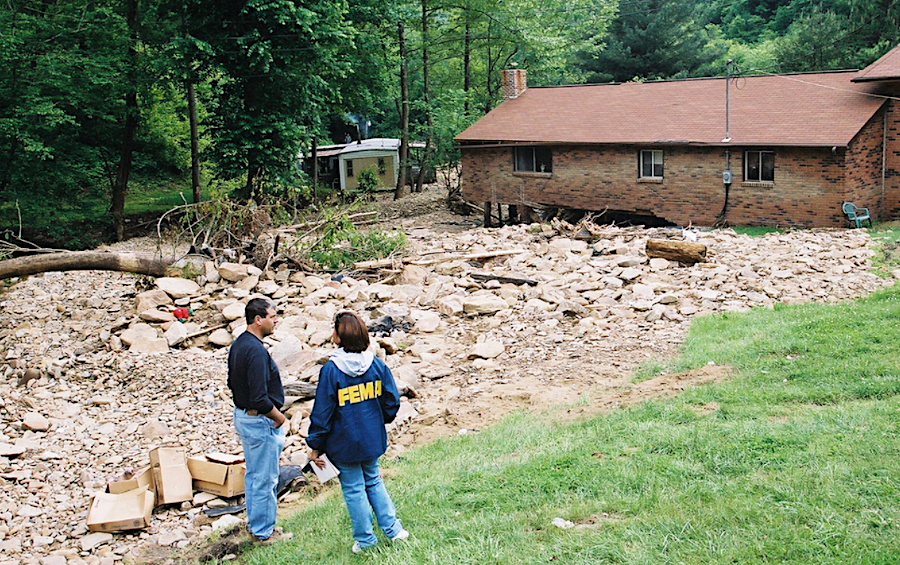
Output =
[
  {"x1": 645, "y1": 239, "x2": 707, "y2": 264},
  {"x1": 353, "y1": 248, "x2": 526, "y2": 270},
  {"x1": 470, "y1": 272, "x2": 538, "y2": 286},
  {"x1": 0, "y1": 251, "x2": 172, "y2": 280},
  {"x1": 282, "y1": 381, "x2": 318, "y2": 399}
]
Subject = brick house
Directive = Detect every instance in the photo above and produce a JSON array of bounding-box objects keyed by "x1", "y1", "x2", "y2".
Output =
[{"x1": 455, "y1": 45, "x2": 900, "y2": 228}]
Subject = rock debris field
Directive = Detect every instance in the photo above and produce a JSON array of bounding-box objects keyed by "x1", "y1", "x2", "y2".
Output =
[{"x1": 0, "y1": 203, "x2": 893, "y2": 564}]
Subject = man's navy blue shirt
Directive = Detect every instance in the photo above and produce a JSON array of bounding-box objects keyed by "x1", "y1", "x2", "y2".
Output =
[{"x1": 227, "y1": 331, "x2": 284, "y2": 414}]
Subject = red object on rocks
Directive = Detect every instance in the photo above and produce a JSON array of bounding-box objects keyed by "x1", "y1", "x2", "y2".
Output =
[{"x1": 173, "y1": 307, "x2": 191, "y2": 321}]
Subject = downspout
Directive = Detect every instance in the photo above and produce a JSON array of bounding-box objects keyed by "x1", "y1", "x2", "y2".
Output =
[{"x1": 883, "y1": 107, "x2": 888, "y2": 217}]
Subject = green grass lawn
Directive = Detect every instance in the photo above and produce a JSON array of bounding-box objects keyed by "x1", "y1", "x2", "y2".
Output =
[{"x1": 206, "y1": 281, "x2": 900, "y2": 565}]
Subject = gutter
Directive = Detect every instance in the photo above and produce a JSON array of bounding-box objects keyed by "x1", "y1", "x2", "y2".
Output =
[{"x1": 455, "y1": 141, "x2": 853, "y2": 149}]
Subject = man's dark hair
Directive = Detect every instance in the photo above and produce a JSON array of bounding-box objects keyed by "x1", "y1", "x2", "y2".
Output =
[
  {"x1": 334, "y1": 311, "x2": 370, "y2": 353},
  {"x1": 245, "y1": 298, "x2": 275, "y2": 325}
]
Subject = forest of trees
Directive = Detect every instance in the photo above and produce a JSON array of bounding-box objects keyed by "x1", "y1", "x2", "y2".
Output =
[{"x1": 1, "y1": 0, "x2": 898, "y2": 247}]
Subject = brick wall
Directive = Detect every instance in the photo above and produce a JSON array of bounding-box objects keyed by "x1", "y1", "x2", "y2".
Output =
[
  {"x1": 883, "y1": 91, "x2": 900, "y2": 219},
  {"x1": 845, "y1": 109, "x2": 886, "y2": 222},
  {"x1": 461, "y1": 136, "x2": 892, "y2": 228}
]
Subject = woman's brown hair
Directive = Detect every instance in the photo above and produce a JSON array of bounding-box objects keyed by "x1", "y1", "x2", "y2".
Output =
[{"x1": 334, "y1": 311, "x2": 370, "y2": 352}]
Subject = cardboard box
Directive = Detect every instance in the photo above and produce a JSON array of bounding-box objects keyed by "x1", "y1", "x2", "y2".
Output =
[
  {"x1": 107, "y1": 465, "x2": 155, "y2": 502},
  {"x1": 149, "y1": 446, "x2": 193, "y2": 505},
  {"x1": 187, "y1": 452, "x2": 246, "y2": 498},
  {"x1": 86, "y1": 487, "x2": 154, "y2": 532}
]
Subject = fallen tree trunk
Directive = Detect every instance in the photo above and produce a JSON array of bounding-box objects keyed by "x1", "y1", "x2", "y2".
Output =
[
  {"x1": 645, "y1": 239, "x2": 707, "y2": 264},
  {"x1": 0, "y1": 251, "x2": 172, "y2": 280},
  {"x1": 470, "y1": 272, "x2": 538, "y2": 286}
]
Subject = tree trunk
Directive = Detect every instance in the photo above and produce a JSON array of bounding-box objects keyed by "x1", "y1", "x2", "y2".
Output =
[
  {"x1": 241, "y1": 81, "x2": 262, "y2": 200},
  {"x1": 0, "y1": 251, "x2": 172, "y2": 280},
  {"x1": 311, "y1": 136, "x2": 318, "y2": 192},
  {"x1": 187, "y1": 80, "x2": 201, "y2": 204},
  {"x1": 415, "y1": 0, "x2": 434, "y2": 193},
  {"x1": 463, "y1": 20, "x2": 470, "y2": 117},
  {"x1": 645, "y1": 239, "x2": 707, "y2": 264},
  {"x1": 112, "y1": 0, "x2": 140, "y2": 242},
  {"x1": 394, "y1": 22, "x2": 410, "y2": 200},
  {"x1": 485, "y1": 19, "x2": 494, "y2": 113}
]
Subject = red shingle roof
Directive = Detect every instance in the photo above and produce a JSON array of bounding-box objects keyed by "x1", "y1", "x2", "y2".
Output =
[
  {"x1": 456, "y1": 71, "x2": 888, "y2": 147},
  {"x1": 852, "y1": 43, "x2": 900, "y2": 82}
]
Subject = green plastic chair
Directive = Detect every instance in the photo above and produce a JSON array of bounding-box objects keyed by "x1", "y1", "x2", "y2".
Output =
[{"x1": 842, "y1": 202, "x2": 872, "y2": 228}]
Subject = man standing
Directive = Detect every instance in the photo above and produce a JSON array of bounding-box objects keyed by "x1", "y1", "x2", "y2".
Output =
[{"x1": 227, "y1": 298, "x2": 292, "y2": 544}]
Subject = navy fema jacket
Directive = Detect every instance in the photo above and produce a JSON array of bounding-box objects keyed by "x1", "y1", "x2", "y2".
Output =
[{"x1": 306, "y1": 349, "x2": 400, "y2": 464}]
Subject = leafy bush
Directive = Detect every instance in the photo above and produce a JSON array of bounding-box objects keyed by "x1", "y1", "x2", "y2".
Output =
[
  {"x1": 307, "y1": 221, "x2": 406, "y2": 271},
  {"x1": 355, "y1": 166, "x2": 381, "y2": 194}
]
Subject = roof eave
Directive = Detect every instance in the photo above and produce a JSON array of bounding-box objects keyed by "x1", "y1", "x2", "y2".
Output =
[
  {"x1": 851, "y1": 76, "x2": 900, "y2": 83},
  {"x1": 456, "y1": 140, "x2": 852, "y2": 149}
]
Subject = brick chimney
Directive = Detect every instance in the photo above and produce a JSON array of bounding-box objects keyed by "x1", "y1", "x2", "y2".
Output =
[{"x1": 501, "y1": 68, "x2": 527, "y2": 100}]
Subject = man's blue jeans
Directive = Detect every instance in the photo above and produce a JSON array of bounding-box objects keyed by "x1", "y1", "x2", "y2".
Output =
[
  {"x1": 333, "y1": 457, "x2": 403, "y2": 548},
  {"x1": 233, "y1": 407, "x2": 286, "y2": 539}
]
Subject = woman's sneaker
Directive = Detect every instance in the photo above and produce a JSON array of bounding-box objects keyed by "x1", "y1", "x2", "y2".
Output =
[{"x1": 390, "y1": 529, "x2": 410, "y2": 542}]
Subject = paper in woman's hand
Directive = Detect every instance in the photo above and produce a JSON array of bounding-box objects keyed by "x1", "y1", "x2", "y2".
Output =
[{"x1": 311, "y1": 453, "x2": 340, "y2": 483}]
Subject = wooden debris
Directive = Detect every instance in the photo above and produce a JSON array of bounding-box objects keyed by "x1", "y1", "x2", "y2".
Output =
[
  {"x1": 646, "y1": 239, "x2": 707, "y2": 264},
  {"x1": 470, "y1": 272, "x2": 538, "y2": 286},
  {"x1": 353, "y1": 248, "x2": 527, "y2": 271},
  {"x1": 282, "y1": 381, "x2": 318, "y2": 399}
]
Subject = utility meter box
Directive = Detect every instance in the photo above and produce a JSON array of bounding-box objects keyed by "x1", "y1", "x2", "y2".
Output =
[{"x1": 723, "y1": 170, "x2": 733, "y2": 184}]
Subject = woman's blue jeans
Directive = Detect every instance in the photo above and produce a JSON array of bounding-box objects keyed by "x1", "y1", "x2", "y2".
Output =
[
  {"x1": 333, "y1": 458, "x2": 403, "y2": 548},
  {"x1": 233, "y1": 407, "x2": 286, "y2": 539}
]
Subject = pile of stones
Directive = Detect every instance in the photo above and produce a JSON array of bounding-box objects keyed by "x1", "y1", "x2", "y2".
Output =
[{"x1": 0, "y1": 221, "x2": 892, "y2": 564}]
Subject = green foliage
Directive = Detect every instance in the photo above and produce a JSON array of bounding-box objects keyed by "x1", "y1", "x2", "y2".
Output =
[
  {"x1": 305, "y1": 218, "x2": 407, "y2": 271},
  {"x1": 3, "y1": 0, "x2": 899, "y2": 248},
  {"x1": 770, "y1": 8, "x2": 853, "y2": 72},
  {"x1": 184, "y1": 0, "x2": 355, "y2": 200},
  {"x1": 355, "y1": 166, "x2": 382, "y2": 194},
  {"x1": 576, "y1": 0, "x2": 726, "y2": 83}
]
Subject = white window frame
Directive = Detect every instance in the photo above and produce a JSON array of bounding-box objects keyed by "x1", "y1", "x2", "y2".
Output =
[
  {"x1": 346, "y1": 159, "x2": 354, "y2": 177},
  {"x1": 640, "y1": 150, "x2": 663, "y2": 179},
  {"x1": 744, "y1": 150, "x2": 774, "y2": 182}
]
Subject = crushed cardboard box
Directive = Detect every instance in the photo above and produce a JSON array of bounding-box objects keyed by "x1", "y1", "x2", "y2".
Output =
[
  {"x1": 107, "y1": 465, "x2": 157, "y2": 505},
  {"x1": 187, "y1": 452, "x2": 246, "y2": 498},
  {"x1": 150, "y1": 446, "x2": 193, "y2": 505},
  {"x1": 86, "y1": 487, "x2": 154, "y2": 532}
]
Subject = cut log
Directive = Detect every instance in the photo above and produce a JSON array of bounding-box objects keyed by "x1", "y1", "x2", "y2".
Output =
[
  {"x1": 470, "y1": 272, "x2": 538, "y2": 286},
  {"x1": 0, "y1": 251, "x2": 172, "y2": 280},
  {"x1": 645, "y1": 239, "x2": 707, "y2": 264}
]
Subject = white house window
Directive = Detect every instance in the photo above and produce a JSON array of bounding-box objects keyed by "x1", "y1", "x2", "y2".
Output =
[
  {"x1": 346, "y1": 159, "x2": 354, "y2": 177},
  {"x1": 745, "y1": 151, "x2": 774, "y2": 182},
  {"x1": 640, "y1": 150, "x2": 663, "y2": 178},
  {"x1": 514, "y1": 147, "x2": 552, "y2": 173}
]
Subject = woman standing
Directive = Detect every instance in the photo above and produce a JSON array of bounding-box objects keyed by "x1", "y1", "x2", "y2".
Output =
[{"x1": 306, "y1": 311, "x2": 410, "y2": 554}]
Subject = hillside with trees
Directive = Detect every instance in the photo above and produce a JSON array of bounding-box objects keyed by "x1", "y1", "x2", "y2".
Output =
[{"x1": 1, "y1": 0, "x2": 898, "y2": 248}]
